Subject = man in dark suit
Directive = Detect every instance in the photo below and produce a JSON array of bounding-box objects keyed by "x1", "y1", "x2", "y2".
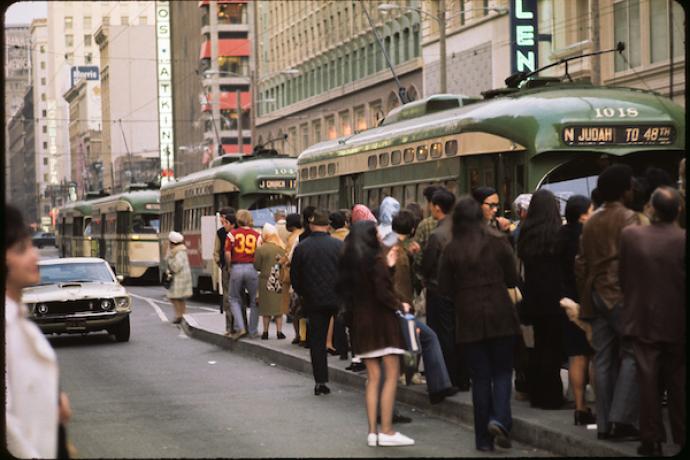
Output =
[{"x1": 619, "y1": 186, "x2": 686, "y2": 456}]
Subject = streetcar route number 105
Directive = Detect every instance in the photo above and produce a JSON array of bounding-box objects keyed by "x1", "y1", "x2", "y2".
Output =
[{"x1": 594, "y1": 107, "x2": 639, "y2": 118}]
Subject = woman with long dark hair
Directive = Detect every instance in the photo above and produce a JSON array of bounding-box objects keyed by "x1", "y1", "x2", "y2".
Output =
[
  {"x1": 517, "y1": 189, "x2": 567, "y2": 409},
  {"x1": 336, "y1": 221, "x2": 414, "y2": 447},
  {"x1": 557, "y1": 195, "x2": 596, "y2": 425},
  {"x1": 439, "y1": 196, "x2": 521, "y2": 452}
]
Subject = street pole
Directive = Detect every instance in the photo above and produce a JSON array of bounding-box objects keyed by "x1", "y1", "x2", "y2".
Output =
[
  {"x1": 236, "y1": 89, "x2": 243, "y2": 154},
  {"x1": 438, "y1": 0, "x2": 447, "y2": 93},
  {"x1": 251, "y1": 0, "x2": 259, "y2": 148}
]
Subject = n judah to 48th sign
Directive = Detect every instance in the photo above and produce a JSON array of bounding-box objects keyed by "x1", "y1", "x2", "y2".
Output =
[
  {"x1": 156, "y1": 1, "x2": 174, "y2": 184},
  {"x1": 510, "y1": 0, "x2": 539, "y2": 74}
]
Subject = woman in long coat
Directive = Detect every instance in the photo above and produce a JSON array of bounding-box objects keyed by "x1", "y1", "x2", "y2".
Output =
[
  {"x1": 166, "y1": 231, "x2": 193, "y2": 323},
  {"x1": 336, "y1": 220, "x2": 414, "y2": 448},
  {"x1": 254, "y1": 223, "x2": 287, "y2": 340}
]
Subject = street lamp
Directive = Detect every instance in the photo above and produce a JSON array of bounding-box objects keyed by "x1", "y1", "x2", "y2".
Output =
[{"x1": 379, "y1": 2, "x2": 507, "y2": 94}]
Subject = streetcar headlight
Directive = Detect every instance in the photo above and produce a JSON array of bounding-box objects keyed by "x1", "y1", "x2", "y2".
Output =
[
  {"x1": 36, "y1": 303, "x2": 48, "y2": 315},
  {"x1": 114, "y1": 296, "x2": 131, "y2": 311},
  {"x1": 100, "y1": 299, "x2": 113, "y2": 311}
]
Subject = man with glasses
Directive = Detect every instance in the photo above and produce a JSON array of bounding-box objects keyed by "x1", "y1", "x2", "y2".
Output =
[{"x1": 472, "y1": 187, "x2": 511, "y2": 233}]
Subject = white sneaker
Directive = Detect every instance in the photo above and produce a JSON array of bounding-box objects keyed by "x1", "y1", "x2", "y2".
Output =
[
  {"x1": 367, "y1": 433, "x2": 377, "y2": 447},
  {"x1": 377, "y1": 432, "x2": 415, "y2": 447}
]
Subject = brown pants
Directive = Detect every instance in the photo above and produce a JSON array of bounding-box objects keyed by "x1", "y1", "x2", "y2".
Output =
[{"x1": 632, "y1": 339, "x2": 685, "y2": 446}]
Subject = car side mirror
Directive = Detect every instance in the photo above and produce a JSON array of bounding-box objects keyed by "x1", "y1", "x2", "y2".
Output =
[{"x1": 116, "y1": 275, "x2": 124, "y2": 283}]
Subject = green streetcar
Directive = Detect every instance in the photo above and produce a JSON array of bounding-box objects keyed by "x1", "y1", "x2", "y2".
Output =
[
  {"x1": 297, "y1": 80, "x2": 685, "y2": 216},
  {"x1": 159, "y1": 150, "x2": 297, "y2": 294}
]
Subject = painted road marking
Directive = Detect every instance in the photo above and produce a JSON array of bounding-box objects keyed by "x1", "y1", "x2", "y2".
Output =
[{"x1": 130, "y1": 293, "x2": 169, "y2": 323}]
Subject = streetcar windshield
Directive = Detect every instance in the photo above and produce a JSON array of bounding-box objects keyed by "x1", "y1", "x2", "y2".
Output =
[
  {"x1": 38, "y1": 262, "x2": 115, "y2": 285},
  {"x1": 132, "y1": 213, "x2": 160, "y2": 234},
  {"x1": 247, "y1": 194, "x2": 297, "y2": 228}
]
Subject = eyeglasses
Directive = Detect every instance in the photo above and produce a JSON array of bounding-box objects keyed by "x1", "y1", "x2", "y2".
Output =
[{"x1": 483, "y1": 202, "x2": 500, "y2": 209}]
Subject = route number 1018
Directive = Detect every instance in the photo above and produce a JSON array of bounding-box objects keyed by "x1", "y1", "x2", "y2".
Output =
[{"x1": 595, "y1": 107, "x2": 639, "y2": 118}]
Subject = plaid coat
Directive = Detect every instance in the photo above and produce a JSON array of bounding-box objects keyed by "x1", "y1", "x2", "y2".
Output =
[{"x1": 166, "y1": 244, "x2": 193, "y2": 299}]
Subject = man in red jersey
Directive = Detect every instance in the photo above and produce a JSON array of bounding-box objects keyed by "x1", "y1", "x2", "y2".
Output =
[{"x1": 225, "y1": 209, "x2": 261, "y2": 340}]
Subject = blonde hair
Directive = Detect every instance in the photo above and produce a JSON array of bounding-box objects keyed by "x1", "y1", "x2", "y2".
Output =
[{"x1": 236, "y1": 209, "x2": 253, "y2": 227}]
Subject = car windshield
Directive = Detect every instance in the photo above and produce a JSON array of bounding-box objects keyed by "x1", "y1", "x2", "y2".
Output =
[{"x1": 38, "y1": 262, "x2": 114, "y2": 285}]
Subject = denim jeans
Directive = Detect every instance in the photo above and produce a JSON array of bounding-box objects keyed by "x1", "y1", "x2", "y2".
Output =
[
  {"x1": 416, "y1": 319, "x2": 453, "y2": 395},
  {"x1": 590, "y1": 291, "x2": 639, "y2": 434},
  {"x1": 426, "y1": 289, "x2": 461, "y2": 386},
  {"x1": 229, "y1": 264, "x2": 259, "y2": 334},
  {"x1": 463, "y1": 336, "x2": 515, "y2": 450}
]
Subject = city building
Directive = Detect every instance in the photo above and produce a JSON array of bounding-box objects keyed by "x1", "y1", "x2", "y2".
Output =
[
  {"x1": 95, "y1": 23, "x2": 159, "y2": 193},
  {"x1": 4, "y1": 24, "x2": 31, "y2": 202},
  {"x1": 45, "y1": 1, "x2": 155, "y2": 190},
  {"x1": 421, "y1": 0, "x2": 684, "y2": 104},
  {"x1": 198, "y1": 0, "x2": 253, "y2": 159},
  {"x1": 170, "y1": 0, "x2": 205, "y2": 178},
  {"x1": 254, "y1": 0, "x2": 424, "y2": 157},
  {"x1": 62, "y1": 76, "x2": 103, "y2": 198},
  {"x1": 7, "y1": 88, "x2": 38, "y2": 225}
]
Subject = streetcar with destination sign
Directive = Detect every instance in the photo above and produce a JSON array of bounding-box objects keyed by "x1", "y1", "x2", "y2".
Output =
[
  {"x1": 159, "y1": 149, "x2": 297, "y2": 295},
  {"x1": 296, "y1": 76, "x2": 684, "y2": 216}
]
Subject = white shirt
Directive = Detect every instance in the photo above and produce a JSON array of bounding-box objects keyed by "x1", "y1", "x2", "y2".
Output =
[{"x1": 5, "y1": 296, "x2": 59, "y2": 459}]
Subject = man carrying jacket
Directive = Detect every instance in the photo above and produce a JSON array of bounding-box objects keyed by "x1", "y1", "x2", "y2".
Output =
[
  {"x1": 575, "y1": 164, "x2": 641, "y2": 442},
  {"x1": 290, "y1": 208, "x2": 344, "y2": 395}
]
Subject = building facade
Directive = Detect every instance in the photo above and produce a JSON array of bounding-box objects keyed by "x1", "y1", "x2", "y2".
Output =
[
  {"x1": 198, "y1": 0, "x2": 253, "y2": 159},
  {"x1": 8, "y1": 88, "x2": 38, "y2": 225},
  {"x1": 45, "y1": 1, "x2": 156, "y2": 191},
  {"x1": 421, "y1": 0, "x2": 684, "y2": 104},
  {"x1": 255, "y1": 0, "x2": 424, "y2": 157},
  {"x1": 4, "y1": 24, "x2": 31, "y2": 202},
  {"x1": 170, "y1": 0, "x2": 205, "y2": 178},
  {"x1": 95, "y1": 23, "x2": 159, "y2": 193}
]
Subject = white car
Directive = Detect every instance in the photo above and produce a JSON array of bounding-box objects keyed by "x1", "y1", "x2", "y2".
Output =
[{"x1": 23, "y1": 258, "x2": 132, "y2": 342}]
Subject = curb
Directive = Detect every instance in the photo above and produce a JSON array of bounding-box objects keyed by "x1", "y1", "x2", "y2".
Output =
[{"x1": 181, "y1": 317, "x2": 633, "y2": 457}]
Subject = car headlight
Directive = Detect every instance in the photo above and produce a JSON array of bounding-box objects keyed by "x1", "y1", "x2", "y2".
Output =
[
  {"x1": 114, "y1": 296, "x2": 131, "y2": 311},
  {"x1": 36, "y1": 303, "x2": 48, "y2": 315},
  {"x1": 100, "y1": 299, "x2": 113, "y2": 311}
]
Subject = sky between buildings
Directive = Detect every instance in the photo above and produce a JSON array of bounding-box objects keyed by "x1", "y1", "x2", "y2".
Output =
[{"x1": 4, "y1": 1, "x2": 47, "y2": 26}]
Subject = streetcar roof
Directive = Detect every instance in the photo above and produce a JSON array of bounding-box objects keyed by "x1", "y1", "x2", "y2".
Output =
[{"x1": 297, "y1": 84, "x2": 685, "y2": 164}]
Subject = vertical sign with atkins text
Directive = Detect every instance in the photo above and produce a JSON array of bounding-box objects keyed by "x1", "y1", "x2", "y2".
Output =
[
  {"x1": 156, "y1": 1, "x2": 174, "y2": 184},
  {"x1": 510, "y1": 0, "x2": 539, "y2": 74}
]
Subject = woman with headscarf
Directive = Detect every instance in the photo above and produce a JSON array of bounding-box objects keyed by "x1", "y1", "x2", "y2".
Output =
[
  {"x1": 377, "y1": 197, "x2": 401, "y2": 248},
  {"x1": 254, "y1": 223, "x2": 287, "y2": 340},
  {"x1": 351, "y1": 204, "x2": 377, "y2": 224},
  {"x1": 166, "y1": 231, "x2": 193, "y2": 324}
]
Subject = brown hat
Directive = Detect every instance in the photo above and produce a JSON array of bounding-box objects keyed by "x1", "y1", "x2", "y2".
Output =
[{"x1": 308, "y1": 208, "x2": 330, "y2": 226}]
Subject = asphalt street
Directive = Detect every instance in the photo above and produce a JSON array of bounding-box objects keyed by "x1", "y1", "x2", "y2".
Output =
[{"x1": 40, "y1": 248, "x2": 554, "y2": 458}]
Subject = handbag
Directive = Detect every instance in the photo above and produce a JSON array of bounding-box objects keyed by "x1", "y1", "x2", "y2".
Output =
[
  {"x1": 266, "y1": 262, "x2": 283, "y2": 293},
  {"x1": 396, "y1": 310, "x2": 422, "y2": 385},
  {"x1": 162, "y1": 270, "x2": 173, "y2": 289}
]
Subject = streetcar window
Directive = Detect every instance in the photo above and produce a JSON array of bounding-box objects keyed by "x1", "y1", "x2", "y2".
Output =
[
  {"x1": 416, "y1": 145, "x2": 428, "y2": 161},
  {"x1": 381, "y1": 187, "x2": 392, "y2": 198},
  {"x1": 445, "y1": 140, "x2": 458, "y2": 156},
  {"x1": 391, "y1": 150, "x2": 401, "y2": 165},
  {"x1": 379, "y1": 152, "x2": 390, "y2": 167},
  {"x1": 430, "y1": 143, "x2": 442, "y2": 159},
  {"x1": 301, "y1": 168, "x2": 309, "y2": 180},
  {"x1": 132, "y1": 214, "x2": 160, "y2": 234},
  {"x1": 392, "y1": 186, "x2": 404, "y2": 204},
  {"x1": 445, "y1": 180, "x2": 458, "y2": 196},
  {"x1": 116, "y1": 212, "x2": 130, "y2": 234},
  {"x1": 367, "y1": 189, "x2": 380, "y2": 210},
  {"x1": 403, "y1": 148, "x2": 414, "y2": 163},
  {"x1": 246, "y1": 194, "x2": 297, "y2": 228},
  {"x1": 404, "y1": 184, "x2": 416, "y2": 205},
  {"x1": 318, "y1": 165, "x2": 326, "y2": 177},
  {"x1": 327, "y1": 163, "x2": 336, "y2": 176},
  {"x1": 328, "y1": 194, "x2": 338, "y2": 210},
  {"x1": 368, "y1": 155, "x2": 378, "y2": 170},
  {"x1": 73, "y1": 217, "x2": 83, "y2": 236},
  {"x1": 83, "y1": 220, "x2": 92, "y2": 237},
  {"x1": 309, "y1": 166, "x2": 317, "y2": 178}
]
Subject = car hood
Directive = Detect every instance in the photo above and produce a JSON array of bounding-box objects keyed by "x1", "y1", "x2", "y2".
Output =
[{"x1": 22, "y1": 282, "x2": 128, "y2": 303}]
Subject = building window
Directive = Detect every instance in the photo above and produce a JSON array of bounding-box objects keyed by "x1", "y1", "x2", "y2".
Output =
[
  {"x1": 301, "y1": 124, "x2": 309, "y2": 151},
  {"x1": 459, "y1": 0, "x2": 466, "y2": 25},
  {"x1": 139, "y1": 16, "x2": 147, "y2": 25},
  {"x1": 369, "y1": 100, "x2": 383, "y2": 128},
  {"x1": 41, "y1": 77, "x2": 46, "y2": 85},
  {"x1": 354, "y1": 106, "x2": 366, "y2": 132},
  {"x1": 42, "y1": 125, "x2": 47, "y2": 133},
  {"x1": 40, "y1": 45, "x2": 45, "y2": 53},
  {"x1": 65, "y1": 16, "x2": 73, "y2": 29},
  {"x1": 218, "y1": 56, "x2": 249, "y2": 76},
  {"x1": 84, "y1": 34, "x2": 92, "y2": 47},
  {"x1": 84, "y1": 16, "x2": 91, "y2": 29},
  {"x1": 42, "y1": 110, "x2": 47, "y2": 117},
  {"x1": 121, "y1": 16, "x2": 129, "y2": 25},
  {"x1": 43, "y1": 157, "x2": 48, "y2": 165},
  {"x1": 326, "y1": 116, "x2": 336, "y2": 140},
  {"x1": 65, "y1": 53, "x2": 74, "y2": 64},
  {"x1": 65, "y1": 34, "x2": 74, "y2": 47},
  {"x1": 41, "y1": 93, "x2": 46, "y2": 101},
  {"x1": 102, "y1": 16, "x2": 110, "y2": 25},
  {"x1": 218, "y1": 3, "x2": 247, "y2": 25},
  {"x1": 650, "y1": 0, "x2": 684, "y2": 63},
  {"x1": 40, "y1": 61, "x2": 45, "y2": 69},
  {"x1": 339, "y1": 110, "x2": 351, "y2": 136},
  {"x1": 85, "y1": 53, "x2": 93, "y2": 64},
  {"x1": 614, "y1": 0, "x2": 641, "y2": 72},
  {"x1": 312, "y1": 119, "x2": 322, "y2": 143},
  {"x1": 43, "y1": 141, "x2": 48, "y2": 149}
]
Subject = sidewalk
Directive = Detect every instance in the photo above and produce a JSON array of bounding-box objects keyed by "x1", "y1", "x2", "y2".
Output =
[{"x1": 181, "y1": 310, "x2": 679, "y2": 457}]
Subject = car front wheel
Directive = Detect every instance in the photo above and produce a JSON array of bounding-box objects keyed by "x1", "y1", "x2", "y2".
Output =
[{"x1": 111, "y1": 316, "x2": 130, "y2": 342}]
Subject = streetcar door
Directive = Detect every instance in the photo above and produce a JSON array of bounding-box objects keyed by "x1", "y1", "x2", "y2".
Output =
[
  {"x1": 339, "y1": 174, "x2": 362, "y2": 209},
  {"x1": 116, "y1": 211, "x2": 130, "y2": 277},
  {"x1": 98, "y1": 213, "x2": 106, "y2": 259},
  {"x1": 173, "y1": 200, "x2": 183, "y2": 232}
]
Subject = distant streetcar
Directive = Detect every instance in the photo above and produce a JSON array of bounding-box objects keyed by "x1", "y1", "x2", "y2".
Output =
[{"x1": 159, "y1": 149, "x2": 297, "y2": 295}]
